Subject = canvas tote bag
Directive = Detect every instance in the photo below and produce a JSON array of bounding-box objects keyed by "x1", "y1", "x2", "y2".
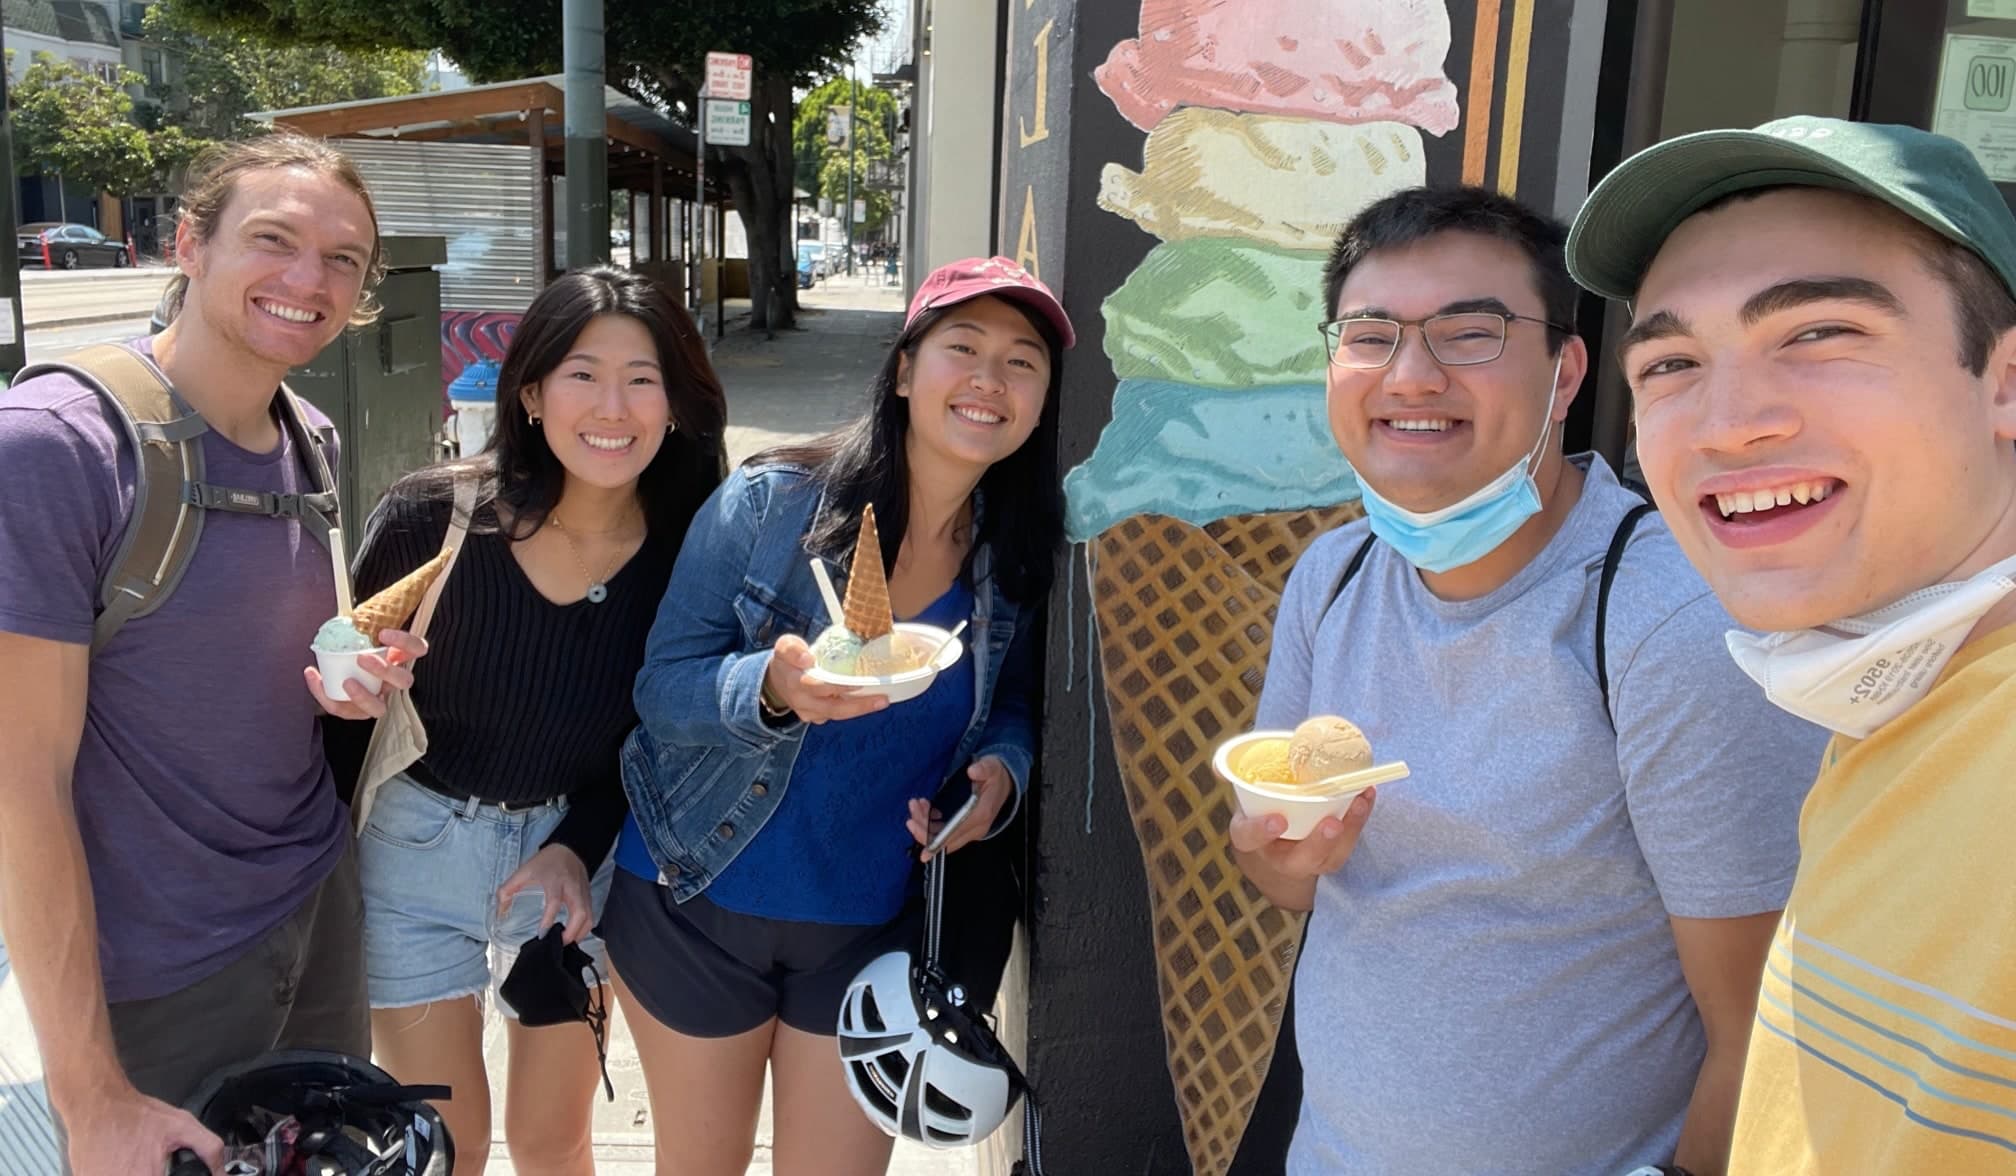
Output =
[{"x1": 352, "y1": 475, "x2": 477, "y2": 832}]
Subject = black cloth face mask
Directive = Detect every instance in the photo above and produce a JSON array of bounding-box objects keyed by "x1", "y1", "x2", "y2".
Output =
[{"x1": 499, "y1": 922, "x2": 614, "y2": 1100}]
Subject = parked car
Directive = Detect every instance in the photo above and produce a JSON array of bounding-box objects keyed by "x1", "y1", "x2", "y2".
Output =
[
  {"x1": 611, "y1": 228, "x2": 632, "y2": 248},
  {"x1": 17, "y1": 222, "x2": 131, "y2": 269},
  {"x1": 798, "y1": 253, "x2": 817, "y2": 289}
]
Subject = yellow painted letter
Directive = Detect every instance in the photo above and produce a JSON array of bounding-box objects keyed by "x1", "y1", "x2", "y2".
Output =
[
  {"x1": 1016, "y1": 186, "x2": 1041, "y2": 278},
  {"x1": 1019, "y1": 19, "x2": 1054, "y2": 148}
]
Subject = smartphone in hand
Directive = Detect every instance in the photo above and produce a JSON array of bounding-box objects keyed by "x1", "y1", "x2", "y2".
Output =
[{"x1": 923, "y1": 793, "x2": 982, "y2": 857}]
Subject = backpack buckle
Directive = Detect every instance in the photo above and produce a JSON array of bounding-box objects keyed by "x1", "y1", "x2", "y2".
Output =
[{"x1": 185, "y1": 483, "x2": 295, "y2": 518}]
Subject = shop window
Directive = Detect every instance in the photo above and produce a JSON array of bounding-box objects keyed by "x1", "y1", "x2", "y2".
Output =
[{"x1": 1659, "y1": 0, "x2": 1860, "y2": 139}]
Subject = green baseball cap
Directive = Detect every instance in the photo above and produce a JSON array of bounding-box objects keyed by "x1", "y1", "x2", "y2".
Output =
[{"x1": 1566, "y1": 115, "x2": 2016, "y2": 304}]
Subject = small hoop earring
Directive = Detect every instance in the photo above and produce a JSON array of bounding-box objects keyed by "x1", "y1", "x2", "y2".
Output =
[
  {"x1": 528, "y1": 411, "x2": 541, "y2": 425},
  {"x1": 667, "y1": 422, "x2": 676, "y2": 435}
]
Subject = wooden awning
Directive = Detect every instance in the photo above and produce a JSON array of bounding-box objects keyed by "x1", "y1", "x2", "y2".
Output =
[{"x1": 252, "y1": 75, "x2": 725, "y2": 202}]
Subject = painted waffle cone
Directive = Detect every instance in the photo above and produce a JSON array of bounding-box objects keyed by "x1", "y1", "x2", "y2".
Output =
[
  {"x1": 350, "y1": 548, "x2": 452, "y2": 640},
  {"x1": 1090, "y1": 503, "x2": 1361, "y2": 1176},
  {"x1": 843, "y1": 505, "x2": 895, "y2": 640}
]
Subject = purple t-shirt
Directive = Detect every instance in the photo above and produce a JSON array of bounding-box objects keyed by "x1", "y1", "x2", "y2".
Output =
[{"x1": 0, "y1": 339, "x2": 348, "y2": 1002}]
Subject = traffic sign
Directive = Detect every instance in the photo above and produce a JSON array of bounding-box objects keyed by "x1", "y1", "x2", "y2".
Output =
[
  {"x1": 706, "y1": 52, "x2": 753, "y2": 100},
  {"x1": 865, "y1": 159, "x2": 903, "y2": 190},
  {"x1": 705, "y1": 99, "x2": 753, "y2": 146}
]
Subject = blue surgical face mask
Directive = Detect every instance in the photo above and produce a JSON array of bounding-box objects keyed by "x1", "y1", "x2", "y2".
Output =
[{"x1": 1358, "y1": 354, "x2": 1562, "y2": 574}]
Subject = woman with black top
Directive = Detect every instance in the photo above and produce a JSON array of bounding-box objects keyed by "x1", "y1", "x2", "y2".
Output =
[
  {"x1": 323, "y1": 267, "x2": 725, "y2": 1175},
  {"x1": 601, "y1": 257, "x2": 1070, "y2": 1176}
]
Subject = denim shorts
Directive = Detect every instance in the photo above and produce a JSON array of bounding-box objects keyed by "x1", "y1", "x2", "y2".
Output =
[{"x1": 359, "y1": 773, "x2": 615, "y2": 1016}]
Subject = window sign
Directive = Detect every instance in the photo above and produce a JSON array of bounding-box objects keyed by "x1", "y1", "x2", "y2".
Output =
[{"x1": 1934, "y1": 34, "x2": 2016, "y2": 182}]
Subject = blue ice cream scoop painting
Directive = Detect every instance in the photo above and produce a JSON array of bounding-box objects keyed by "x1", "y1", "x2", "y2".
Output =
[
  {"x1": 1063, "y1": 239, "x2": 1364, "y2": 542},
  {"x1": 1063, "y1": 380, "x2": 1357, "y2": 542}
]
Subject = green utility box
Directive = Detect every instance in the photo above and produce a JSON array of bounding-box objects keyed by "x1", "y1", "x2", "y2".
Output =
[{"x1": 289, "y1": 235, "x2": 447, "y2": 526}]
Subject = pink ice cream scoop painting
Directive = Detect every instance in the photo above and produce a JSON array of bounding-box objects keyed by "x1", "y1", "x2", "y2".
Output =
[{"x1": 1095, "y1": 0, "x2": 1460, "y2": 135}]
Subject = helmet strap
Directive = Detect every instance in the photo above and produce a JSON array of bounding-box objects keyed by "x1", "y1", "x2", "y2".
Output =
[
  {"x1": 924, "y1": 850, "x2": 947, "y2": 969},
  {"x1": 924, "y1": 847, "x2": 1051, "y2": 1176}
]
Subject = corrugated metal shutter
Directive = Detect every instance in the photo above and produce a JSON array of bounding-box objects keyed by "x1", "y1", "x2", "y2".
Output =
[{"x1": 336, "y1": 139, "x2": 540, "y2": 314}]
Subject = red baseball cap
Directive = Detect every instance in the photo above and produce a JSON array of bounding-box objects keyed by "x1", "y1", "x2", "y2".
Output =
[{"x1": 905, "y1": 256, "x2": 1076, "y2": 349}]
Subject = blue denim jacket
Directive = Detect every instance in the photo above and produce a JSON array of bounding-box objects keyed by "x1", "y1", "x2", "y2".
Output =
[{"x1": 622, "y1": 462, "x2": 1040, "y2": 902}]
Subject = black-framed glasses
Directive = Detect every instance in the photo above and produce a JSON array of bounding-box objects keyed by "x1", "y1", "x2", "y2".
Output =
[{"x1": 1318, "y1": 312, "x2": 1570, "y2": 369}]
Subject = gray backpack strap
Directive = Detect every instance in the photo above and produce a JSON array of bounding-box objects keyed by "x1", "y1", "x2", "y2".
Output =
[
  {"x1": 274, "y1": 383, "x2": 342, "y2": 547},
  {"x1": 13, "y1": 344, "x2": 211, "y2": 654},
  {"x1": 181, "y1": 385, "x2": 341, "y2": 547}
]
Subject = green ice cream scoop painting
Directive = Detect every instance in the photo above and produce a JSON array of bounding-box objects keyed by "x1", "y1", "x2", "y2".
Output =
[{"x1": 1102, "y1": 238, "x2": 1330, "y2": 388}]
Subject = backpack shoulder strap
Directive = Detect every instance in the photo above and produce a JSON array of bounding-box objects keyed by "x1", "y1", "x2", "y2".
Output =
[
  {"x1": 175, "y1": 385, "x2": 342, "y2": 547},
  {"x1": 1319, "y1": 532, "x2": 1377, "y2": 623},
  {"x1": 272, "y1": 383, "x2": 342, "y2": 547},
  {"x1": 15, "y1": 344, "x2": 210, "y2": 654},
  {"x1": 1595, "y1": 502, "x2": 1657, "y2": 725}
]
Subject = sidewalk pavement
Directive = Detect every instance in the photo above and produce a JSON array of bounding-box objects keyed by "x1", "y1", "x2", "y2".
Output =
[
  {"x1": 0, "y1": 273, "x2": 973, "y2": 1176},
  {"x1": 717, "y1": 275, "x2": 909, "y2": 468}
]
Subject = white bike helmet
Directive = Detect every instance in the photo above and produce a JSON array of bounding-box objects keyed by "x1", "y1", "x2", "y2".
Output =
[
  {"x1": 839, "y1": 949, "x2": 1021, "y2": 1145},
  {"x1": 838, "y1": 853, "x2": 1045, "y2": 1169}
]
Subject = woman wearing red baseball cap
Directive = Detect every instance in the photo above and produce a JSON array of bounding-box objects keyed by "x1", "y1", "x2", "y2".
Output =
[{"x1": 600, "y1": 257, "x2": 1072, "y2": 1173}]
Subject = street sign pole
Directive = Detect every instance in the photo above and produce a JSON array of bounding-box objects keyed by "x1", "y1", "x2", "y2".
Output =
[
  {"x1": 693, "y1": 53, "x2": 752, "y2": 337},
  {"x1": 0, "y1": 27, "x2": 29, "y2": 382},
  {"x1": 694, "y1": 86, "x2": 706, "y2": 336}
]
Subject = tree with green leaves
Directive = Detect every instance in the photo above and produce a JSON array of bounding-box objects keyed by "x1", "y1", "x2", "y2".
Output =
[
  {"x1": 167, "y1": 0, "x2": 884, "y2": 331},
  {"x1": 141, "y1": 0, "x2": 430, "y2": 142},
  {"x1": 10, "y1": 55, "x2": 160, "y2": 203},
  {"x1": 793, "y1": 75, "x2": 897, "y2": 225}
]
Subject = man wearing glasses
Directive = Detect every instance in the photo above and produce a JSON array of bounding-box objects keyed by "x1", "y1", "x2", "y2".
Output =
[{"x1": 1230, "y1": 186, "x2": 1824, "y2": 1175}]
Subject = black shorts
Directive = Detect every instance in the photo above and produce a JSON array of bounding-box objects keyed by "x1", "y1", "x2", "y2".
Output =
[{"x1": 599, "y1": 869, "x2": 919, "y2": 1038}]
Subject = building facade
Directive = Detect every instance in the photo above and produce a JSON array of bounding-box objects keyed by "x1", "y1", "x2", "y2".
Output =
[
  {"x1": 4, "y1": 0, "x2": 182, "y2": 235},
  {"x1": 891, "y1": 1, "x2": 2016, "y2": 1172}
]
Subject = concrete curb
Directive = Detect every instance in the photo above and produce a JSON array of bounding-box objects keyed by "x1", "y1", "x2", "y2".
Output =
[{"x1": 23, "y1": 310, "x2": 158, "y2": 331}]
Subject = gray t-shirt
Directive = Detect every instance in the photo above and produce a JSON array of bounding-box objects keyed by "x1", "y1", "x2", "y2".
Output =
[
  {"x1": 0, "y1": 339, "x2": 348, "y2": 1003},
  {"x1": 1259, "y1": 456, "x2": 1825, "y2": 1175}
]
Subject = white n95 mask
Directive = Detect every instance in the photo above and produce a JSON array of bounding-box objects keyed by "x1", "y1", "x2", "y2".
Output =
[{"x1": 1724, "y1": 553, "x2": 2016, "y2": 739}]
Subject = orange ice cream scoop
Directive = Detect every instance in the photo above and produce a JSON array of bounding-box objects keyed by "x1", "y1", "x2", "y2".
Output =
[
  {"x1": 1236, "y1": 738, "x2": 1297, "y2": 785},
  {"x1": 1287, "y1": 715, "x2": 1372, "y2": 783}
]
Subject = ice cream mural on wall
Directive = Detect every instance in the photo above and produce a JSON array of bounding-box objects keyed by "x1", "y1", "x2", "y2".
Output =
[{"x1": 1064, "y1": 2, "x2": 1461, "y2": 1172}]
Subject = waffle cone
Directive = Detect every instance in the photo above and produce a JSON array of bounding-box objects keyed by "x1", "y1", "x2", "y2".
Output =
[
  {"x1": 1091, "y1": 503, "x2": 1361, "y2": 1176},
  {"x1": 350, "y1": 548, "x2": 452, "y2": 640},
  {"x1": 843, "y1": 505, "x2": 895, "y2": 640}
]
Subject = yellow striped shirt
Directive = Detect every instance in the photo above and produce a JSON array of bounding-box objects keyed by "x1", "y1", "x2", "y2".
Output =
[{"x1": 1731, "y1": 623, "x2": 2016, "y2": 1173}]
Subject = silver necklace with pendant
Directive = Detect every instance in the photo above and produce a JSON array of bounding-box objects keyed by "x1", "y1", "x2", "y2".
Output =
[{"x1": 550, "y1": 513, "x2": 628, "y2": 604}]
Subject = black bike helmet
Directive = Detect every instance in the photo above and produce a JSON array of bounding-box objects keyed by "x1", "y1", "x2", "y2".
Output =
[{"x1": 168, "y1": 1049, "x2": 451, "y2": 1176}]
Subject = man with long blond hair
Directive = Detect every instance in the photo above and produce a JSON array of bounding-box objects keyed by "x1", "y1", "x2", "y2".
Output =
[{"x1": 0, "y1": 134, "x2": 421, "y2": 1173}]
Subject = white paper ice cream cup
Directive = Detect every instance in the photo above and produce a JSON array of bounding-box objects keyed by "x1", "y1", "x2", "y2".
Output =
[
  {"x1": 1212, "y1": 731, "x2": 1409, "y2": 840},
  {"x1": 313, "y1": 645, "x2": 389, "y2": 705}
]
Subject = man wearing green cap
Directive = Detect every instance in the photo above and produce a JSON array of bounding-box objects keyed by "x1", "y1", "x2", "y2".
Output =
[{"x1": 1569, "y1": 115, "x2": 2016, "y2": 1173}]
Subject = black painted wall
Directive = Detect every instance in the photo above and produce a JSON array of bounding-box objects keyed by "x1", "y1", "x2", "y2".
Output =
[{"x1": 1002, "y1": 2, "x2": 1620, "y2": 1171}]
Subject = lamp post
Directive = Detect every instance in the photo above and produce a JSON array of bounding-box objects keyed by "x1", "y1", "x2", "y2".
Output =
[
  {"x1": 562, "y1": 0, "x2": 609, "y2": 268},
  {"x1": 844, "y1": 65, "x2": 858, "y2": 278}
]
